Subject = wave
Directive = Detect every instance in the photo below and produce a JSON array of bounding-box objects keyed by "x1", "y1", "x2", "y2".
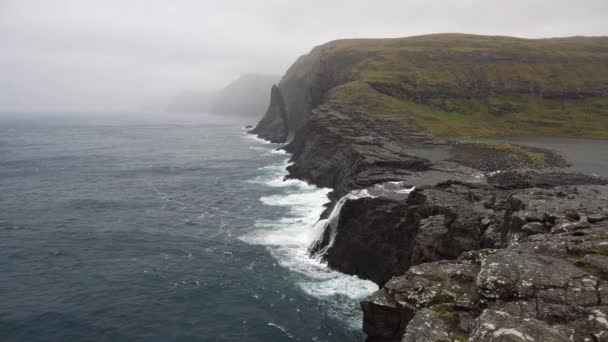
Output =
[
  {"x1": 239, "y1": 134, "x2": 378, "y2": 329},
  {"x1": 241, "y1": 131, "x2": 277, "y2": 145}
]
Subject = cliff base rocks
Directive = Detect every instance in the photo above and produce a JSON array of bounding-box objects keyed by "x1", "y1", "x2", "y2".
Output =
[{"x1": 362, "y1": 186, "x2": 608, "y2": 342}]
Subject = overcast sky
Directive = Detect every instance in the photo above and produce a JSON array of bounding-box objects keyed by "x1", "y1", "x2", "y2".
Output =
[{"x1": 1, "y1": 0, "x2": 607, "y2": 113}]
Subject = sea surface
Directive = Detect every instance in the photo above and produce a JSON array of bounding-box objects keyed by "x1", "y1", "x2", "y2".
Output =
[{"x1": 0, "y1": 114, "x2": 377, "y2": 342}]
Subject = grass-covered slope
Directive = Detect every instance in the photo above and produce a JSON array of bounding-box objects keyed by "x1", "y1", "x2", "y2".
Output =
[{"x1": 312, "y1": 34, "x2": 608, "y2": 139}]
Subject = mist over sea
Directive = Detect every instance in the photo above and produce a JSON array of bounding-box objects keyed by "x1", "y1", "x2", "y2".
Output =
[{"x1": 0, "y1": 114, "x2": 376, "y2": 341}]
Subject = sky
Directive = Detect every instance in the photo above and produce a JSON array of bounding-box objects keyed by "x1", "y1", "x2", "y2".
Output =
[{"x1": 1, "y1": 0, "x2": 607, "y2": 113}]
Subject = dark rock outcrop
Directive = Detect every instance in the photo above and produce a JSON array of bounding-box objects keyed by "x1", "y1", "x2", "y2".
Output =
[
  {"x1": 312, "y1": 181, "x2": 507, "y2": 286},
  {"x1": 321, "y1": 197, "x2": 418, "y2": 286},
  {"x1": 362, "y1": 186, "x2": 608, "y2": 342},
  {"x1": 284, "y1": 102, "x2": 434, "y2": 198},
  {"x1": 249, "y1": 85, "x2": 289, "y2": 143},
  {"x1": 248, "y1": 34, "x2": 608, "y2": 341},
  {"x1": 503, "y1": 185, "x2": 608, "y2": 244}
]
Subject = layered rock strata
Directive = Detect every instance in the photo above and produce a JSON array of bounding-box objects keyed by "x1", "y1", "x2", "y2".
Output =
[{"x1": 361, "y1": 186, "x2": 608, "y2": 341}]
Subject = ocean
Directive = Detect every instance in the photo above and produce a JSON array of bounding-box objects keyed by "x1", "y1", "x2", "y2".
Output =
[{"x1": 0, "y1": 114, "x2": 376, "y2": 342}]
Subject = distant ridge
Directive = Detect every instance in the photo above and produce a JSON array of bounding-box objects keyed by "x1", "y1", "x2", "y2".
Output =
[
  {"x1": 254, "y1": 33, "x2": 608, "y2": 140},
  {"x1": 166, "y1": 74, "x2": 280, "y2": 118},
  {"x1": 211, "y1": 74, "x2": 280, "y2": 117}
]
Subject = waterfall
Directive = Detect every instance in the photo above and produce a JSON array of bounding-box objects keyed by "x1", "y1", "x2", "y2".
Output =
[{"x1": 309, "y1": 182, "x2": 415, "y2": 260}]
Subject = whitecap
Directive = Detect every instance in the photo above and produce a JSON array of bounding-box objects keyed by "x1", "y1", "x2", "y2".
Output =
[
  {"x1": 240, "y1": 145, "x2": 379, "y2": 328},
  {"x1": 242, "y1": 132, "x2": 277, "y2": 145},
  {"x1": 267, "y1": 322, "x2": 294, "y2": 339}
]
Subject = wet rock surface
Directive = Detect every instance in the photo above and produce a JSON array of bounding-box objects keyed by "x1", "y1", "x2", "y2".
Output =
[
  {"x1": 503, "y1": 185, "x2": 608, "y2": 244},
  {"x1": 284, "y1": 102, "x2": 434, "y2": 199},
  {"x1": 310, "y1": 181, "x2": 507, "y2": 286}
]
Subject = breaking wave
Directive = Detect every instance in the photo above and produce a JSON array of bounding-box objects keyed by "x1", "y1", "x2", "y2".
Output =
[{"x1": 240, "y1": 136, "x2": 378, "y2": 328}]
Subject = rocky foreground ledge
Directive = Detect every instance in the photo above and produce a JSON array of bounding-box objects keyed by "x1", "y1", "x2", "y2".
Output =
[{"x1": 362, "y1": 185, "x2": 608, "y2": 341}]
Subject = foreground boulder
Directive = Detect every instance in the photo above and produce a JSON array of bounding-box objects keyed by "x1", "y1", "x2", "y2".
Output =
[{"x1": 362, "y1": 220, "x2": 608, "y2": 342}]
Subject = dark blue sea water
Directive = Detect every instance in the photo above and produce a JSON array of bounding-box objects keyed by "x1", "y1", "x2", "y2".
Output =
[{"x1": 0, "y1": 114, "x2": 376, "y2": 342}]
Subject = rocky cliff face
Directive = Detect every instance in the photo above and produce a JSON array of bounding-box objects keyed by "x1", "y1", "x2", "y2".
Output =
[
  {"x1": 313, "y1": 175, "x2": 607, "y2": 287},
  {"x1": 284, "y1": 101, "x2": 432, "y2": 199},
  {"x1": 251, "y1": 33, "x2": 608, "y2": 341},
  {"x1": 249, "y1": 85, "x2": 289, "y2": 143},
  {"x1": 361, "y1": 186, "x2": 608, "y2": 342},
  {"x1": 254, "y1": 34, "x2": 608, "y2": 140}
]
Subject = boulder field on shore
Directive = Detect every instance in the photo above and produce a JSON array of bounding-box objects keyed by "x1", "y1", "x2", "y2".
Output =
[{"x1": 249, "y1": 33, "x2": 608, "y2": 340}]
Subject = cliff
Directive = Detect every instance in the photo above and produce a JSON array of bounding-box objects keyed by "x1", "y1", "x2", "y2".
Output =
[
  {"x1": 251, "y1": 33, "x2": 608, "y2": 341},
  {"x1": 211, "y1": 74, "x2": 280, "y2": 117},
  {"x1": 255, "y1": 33, "x2": 608, "y2": 141}
]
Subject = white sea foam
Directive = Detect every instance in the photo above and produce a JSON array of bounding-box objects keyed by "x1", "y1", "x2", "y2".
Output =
[
  {"x1": 267, "y1": 322, "x2": 294, "y2": 339},
  {"x1": 311, "y1": 189, "x2": 372, "y2": 258},
  {"x1": 248, "y1": 146, "x2": 288, "y2": 156},
  {"x1": 242, "y1": 131, "x2": 276, "y2": 145},
  {"x1": 247, "y1": 158, "x2": 315, "y2": 191},
  {"x1": 240, "y1": 137, "x2": 379, "y2": 328}
]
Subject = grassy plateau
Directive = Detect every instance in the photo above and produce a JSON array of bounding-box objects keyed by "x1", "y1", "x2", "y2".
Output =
[{"x1": 316, "y1": 34, "x2": 608, "y2": 139}]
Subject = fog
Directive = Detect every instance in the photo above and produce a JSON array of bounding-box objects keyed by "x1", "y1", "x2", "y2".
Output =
[{"x1": 1, "y1": 0, "x2": 607, "y2": 114}]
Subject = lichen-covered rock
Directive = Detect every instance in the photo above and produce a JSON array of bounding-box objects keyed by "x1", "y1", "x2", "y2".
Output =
[
  {"x1": 476, "y1": 250, "x2": 588, "y2": 301},
  {"x1": 469, "y1": 309, "x2": 574, "y2": 341},
  {"x1": 284, "y1": 103, "x2": 432, "y2": 198},
  {"x1": 361, "y1": 258, "x2": 480, "y2": 341},
  {"x1": 362, "y1": 221, "x2": 608, "y2": 342},
  {"x1": 401, "y1": 309, "x2": 451, "y2": 342},
  {"x1": 503, "y1": 185, "x2": 608, "y2": 244},
  {"x1": 361, "y1": 288, "x2": 414, "y2": 342}
]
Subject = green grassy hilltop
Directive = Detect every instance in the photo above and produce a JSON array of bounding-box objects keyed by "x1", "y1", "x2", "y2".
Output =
[{"x1": 314, "y1": 34, "x2": 608, "y2": 139}]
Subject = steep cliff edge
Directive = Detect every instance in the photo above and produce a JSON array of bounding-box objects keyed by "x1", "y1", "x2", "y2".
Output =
[
  {"x1": 249, "y1": 85, "x2": 289, "y2": 143},
  {"x1": 255, "y1": 33, "x2": 608, "y2": 140}
]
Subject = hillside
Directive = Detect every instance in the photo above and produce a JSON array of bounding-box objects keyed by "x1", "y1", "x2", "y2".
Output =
[
  {"x1": 261, "y1": 33, "x2": 608, "y2": 139},
  {"x1": 166, "y1": 74, "x2": 280, "y2": 117},
  {"x1": 210, "y1": 74, "x2": 281, "y2": 117}
]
